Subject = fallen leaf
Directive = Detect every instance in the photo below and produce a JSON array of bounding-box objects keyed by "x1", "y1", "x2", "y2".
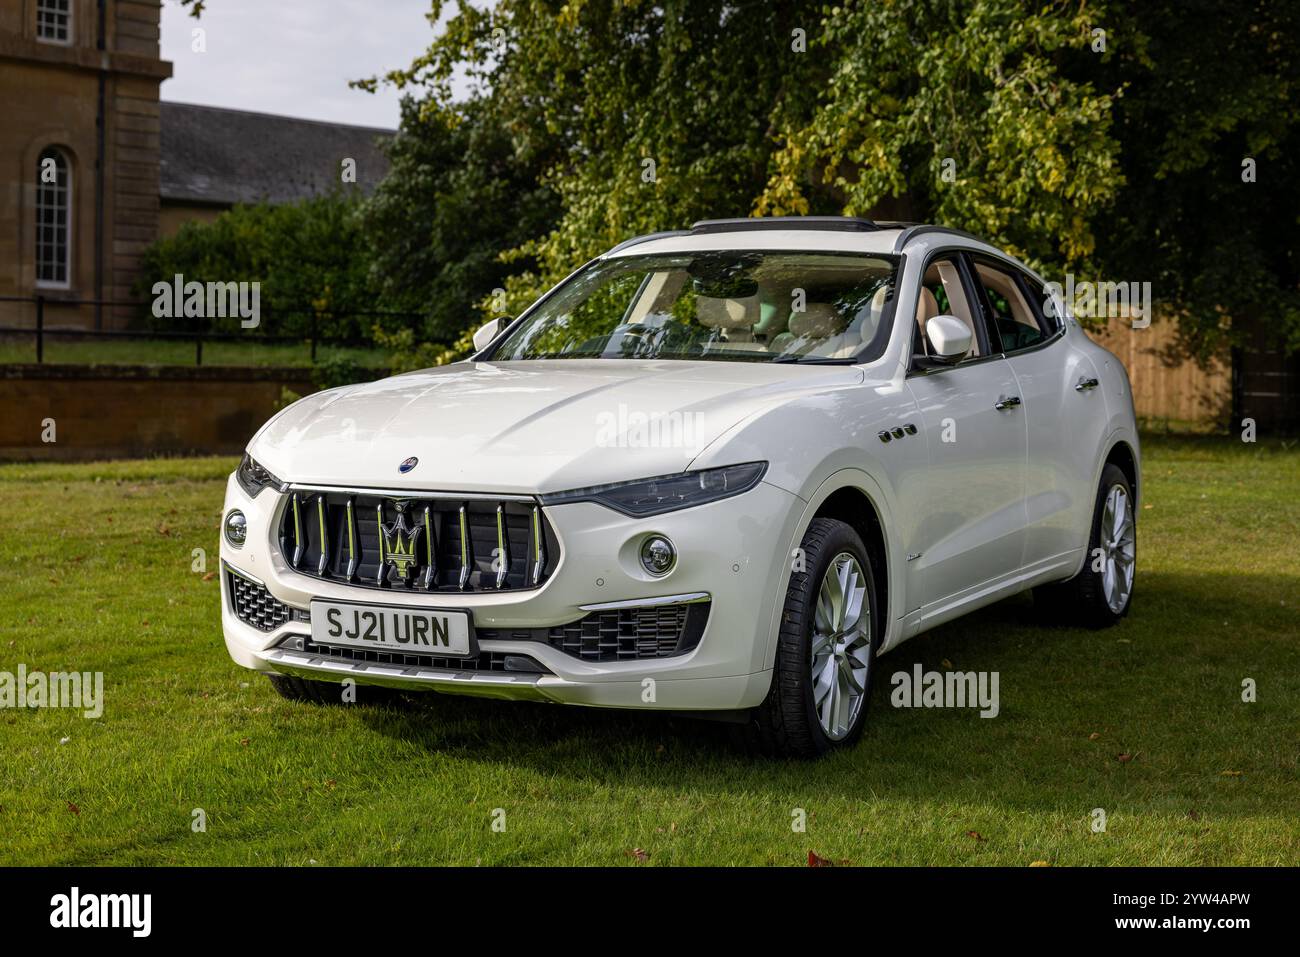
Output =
[
  {"x1": 67, "y1": 801, "x2": 80, "y2": 816},
  {"x1": 1029, "y1": 860, "x2": 1051, "y2": 867},
  {"x1": 202, "y1": 572, "x2": 216, "y2": 582},
  {"x1": 1219, "y1": 770, "x2": 1242, "y2": 777},
  {"x1": 1088, "y1": 732, "x2": 1101, "y2": 740},
  {"x1": 966, "y1": 830, "x2": 987, "y2": 842},
  {"x1": 1117, "y1": 753, "x2": 1134, "y2": 763},
  {"x1": 627, "y1": 848, "x2": 650, "y2": 862},
  {"x1": 807, "y1": 850, "x2": 834, "y2": 867},
  {"x1": 1187, "y1": 810, "x2": 1200, "y2": 820},
  {"x1": 941, "y1": 658, "x2": 954, "y2": 670},
  {"x1": 239, "y1": 737, "x2": 250, "y2": 747}
]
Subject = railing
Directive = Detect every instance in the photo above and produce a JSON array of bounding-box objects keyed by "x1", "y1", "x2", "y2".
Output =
[{"x1": 0, "y1": 295, "x2": 430, "y2": 366}]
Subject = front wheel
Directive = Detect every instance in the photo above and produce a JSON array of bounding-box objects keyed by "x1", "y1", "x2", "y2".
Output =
[
  {"x1": 1035, "y1": 463, "x2": 1136, "y2": 628},
  {"x1": 748, "y1": 517, "x2": 879, "y2": 758}
]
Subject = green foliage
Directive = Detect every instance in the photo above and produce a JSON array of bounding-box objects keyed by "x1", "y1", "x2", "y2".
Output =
[
  {"x1": 361, "y1": 0, "x2": 1298, "y2": 359},
  {"x1": 371, "y1": 325, "x2": 473, "y2": 374},
  {"x1": 761, "y1": 1, "x2": 1122, "y2": 272},
  {"x1": 134, "y1": 193, "x2": 383, "y2": 340},
  {"x1": 358, "y1": 96, "x2": 561, "y2": 342},
  {"x1": 1094, "y1": 0, "x2": 1300, "y2": 359}
]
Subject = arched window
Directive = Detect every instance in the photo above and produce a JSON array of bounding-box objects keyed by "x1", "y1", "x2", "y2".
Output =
[
  {"x1": 36, "y1": 148, "x2": 72, "y2": 288},
  {"x1": 36, "y1": 0, "x2": 72, "y2": 44}
]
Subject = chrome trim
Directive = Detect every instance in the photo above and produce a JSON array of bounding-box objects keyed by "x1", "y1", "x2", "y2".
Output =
[
  {"x1": 530, "y1": 505, "x2": 545, "y2": 585},
  {"x1": 222, "y1": 559, "x2": 267, "y2": 587},
  {"x1": 495, "y1": 504, "x2": 509, "y2": 589},
  {"x1": 316, "y1": 495, "x2": 328, "y2": 575},
  {"x1": 287, "y1": 482, "x2": 537, "y2": 503},
  {"x1": 457, "y1": 504, "x2": 471, "y2": 590},
  {"x1": 259, "y1": 647, "x2": 549, "y2": 700},
  {"x1": 374, "y1": 503, "x2": 385, "y2": 586},
  {"x1": 344, "y1": 497, "x2": 357, "y2": 581},
  {"x1": 290, "y1": 493, "x2": 303, "y2": 568},
  {"x1": 422, "y1": 505, "x2": 436, "y2": 589},
  {"x1": 577, "y1": 592, "x2": 710, "y2": 612}
]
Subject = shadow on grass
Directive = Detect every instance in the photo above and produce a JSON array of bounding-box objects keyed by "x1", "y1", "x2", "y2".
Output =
[{"x1": 349, "y1": 572, "x2": 1296, "y2": 813}]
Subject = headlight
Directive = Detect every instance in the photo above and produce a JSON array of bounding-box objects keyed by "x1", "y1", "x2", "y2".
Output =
[
  {"x1": 541, "y1": 462, "x2": 767, "y2": 517},
  {"x1": 236, "y1": 453, "x2": 284, "y2": 498}
]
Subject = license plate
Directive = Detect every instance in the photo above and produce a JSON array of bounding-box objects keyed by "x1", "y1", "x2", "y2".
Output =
[{"x1": 310, "y1": 600, "x2": 473, "y2": 656}]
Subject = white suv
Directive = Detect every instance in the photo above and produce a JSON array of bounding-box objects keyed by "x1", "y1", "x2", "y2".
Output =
[{"x1": 219, "y1": 217, "x2": 1139, "y2": 756}]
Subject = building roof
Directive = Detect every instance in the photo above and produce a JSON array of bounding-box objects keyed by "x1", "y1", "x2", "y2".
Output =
[{"x1": 159, "y1": 102, "x2": 392, "y2": 206}]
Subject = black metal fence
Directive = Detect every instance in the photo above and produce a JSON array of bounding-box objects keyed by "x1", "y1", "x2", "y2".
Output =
[{"x1": 0, "y1": 295, "x2": 428, "y2": 366}]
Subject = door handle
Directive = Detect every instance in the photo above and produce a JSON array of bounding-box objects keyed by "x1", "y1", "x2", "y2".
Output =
[
  {"x1": 1075, "y1": 376, "x2": 1100, "y2": 392},
  {"x1": 994, "y1": 395, "x2": 1022, "y2": 411}
]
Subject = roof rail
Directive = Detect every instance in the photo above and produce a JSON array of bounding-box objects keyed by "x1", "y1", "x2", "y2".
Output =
[
  {"x1": 604, "y1": 229, "x2": 692, "y2": 255},
  {"x1": 690, "y1": 216, "x2": 895, "y2": 234},
  {"x1": 892, "y1": 224, "x2": 988, "y2": 251}
]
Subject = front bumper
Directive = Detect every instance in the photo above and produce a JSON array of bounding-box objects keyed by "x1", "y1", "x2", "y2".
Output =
[{"x1": 218, "y1": 473, "x2": 802, "y2": 711}]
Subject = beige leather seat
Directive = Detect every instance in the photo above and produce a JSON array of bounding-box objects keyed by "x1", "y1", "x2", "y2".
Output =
[{"x1": 696, "y1": 294, "x2": 764, "y2": 350}]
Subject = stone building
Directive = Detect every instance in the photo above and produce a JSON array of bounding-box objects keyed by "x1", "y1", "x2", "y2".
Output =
[{"x1": 0, "y1": 0, "x2": 389, "y2": 331}]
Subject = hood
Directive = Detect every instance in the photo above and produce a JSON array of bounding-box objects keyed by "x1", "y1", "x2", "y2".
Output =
[{"x1": 250, "y1": 359, "x2": 863, "y2": 494}]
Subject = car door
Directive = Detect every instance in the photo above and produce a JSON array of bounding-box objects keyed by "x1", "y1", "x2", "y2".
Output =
[
  {"x1": 969, "y1": 256, "x2": 1105, "y2": 569},
  {"x1": 902, "y1": 252, "x2": 1027, "y2": 611}
]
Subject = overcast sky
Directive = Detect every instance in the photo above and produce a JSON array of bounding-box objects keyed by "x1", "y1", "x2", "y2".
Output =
[{"x1": 160, "y1": 0, "x2": 461, "y2": 129}]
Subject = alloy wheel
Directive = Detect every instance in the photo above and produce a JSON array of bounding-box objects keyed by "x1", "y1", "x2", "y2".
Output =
[
  {"x1": 810, "y1": 552, "x2": 872, "y2": 740},
  {"x1": 1099, "y1": 484, "x2": 1136, "y2": 614}
]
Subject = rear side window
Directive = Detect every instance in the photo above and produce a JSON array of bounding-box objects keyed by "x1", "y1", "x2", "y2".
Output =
[{"x1": 971, "y1": 259, "x2": 1051, "y2": 353}]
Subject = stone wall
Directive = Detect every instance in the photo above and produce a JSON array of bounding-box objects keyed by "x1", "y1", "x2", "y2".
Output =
[{"x1": 1, "y1": 364, "x2": 321, "y2": 461}]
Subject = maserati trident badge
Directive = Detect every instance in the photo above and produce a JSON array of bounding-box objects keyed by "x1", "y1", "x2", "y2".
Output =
[
  {"x1": 380, "y1": 506, "x2": 423, "y2": 583},
  {"x1": 399, "y1": 456, "x2": 418, "y2": 474}
]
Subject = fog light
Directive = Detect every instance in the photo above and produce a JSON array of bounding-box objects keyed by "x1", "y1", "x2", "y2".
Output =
[
  {"x1": 640, "y1": 535, "x2": 676, "y2": 575},
  {"x1": 224, "y1": 510, "x2": 247, "y2": 548}
]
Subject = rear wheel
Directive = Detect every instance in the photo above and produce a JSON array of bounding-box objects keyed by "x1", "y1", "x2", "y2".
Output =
[
  {"x1": 1035, "y1": 463, "x2": 1136, "y2": 628},
  {"x1": 749, "y1": 517, "x2": 879, "y2": 758}
]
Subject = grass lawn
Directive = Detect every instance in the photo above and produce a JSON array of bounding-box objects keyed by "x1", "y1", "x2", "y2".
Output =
[
  {"x1": 0, "y1": 334, "x2": 386, "y2": 369},
  {"x1": 0, "y1": 438, "x2": 1296, "y2": 866}
]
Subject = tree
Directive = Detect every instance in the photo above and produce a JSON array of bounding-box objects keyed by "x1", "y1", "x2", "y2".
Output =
[
  {"x1": 358, "y1": 0, "x2": 1300, "y2": 358},
  {"x1": 358, "y1": 96, "x2": 561, "y2": 343}
]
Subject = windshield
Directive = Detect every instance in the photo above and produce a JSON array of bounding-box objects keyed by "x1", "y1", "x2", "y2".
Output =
[{"x1": 488, "y1": 250, "x2": 900, "y2": 363}]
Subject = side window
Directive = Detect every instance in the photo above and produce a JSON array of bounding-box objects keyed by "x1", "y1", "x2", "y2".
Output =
[
  {"x1": 913, "y1": 254, "x2": 984, "y2": 364},
  {"x1": 971, "y1": 259, "x2": 1048, "y2": 353}
]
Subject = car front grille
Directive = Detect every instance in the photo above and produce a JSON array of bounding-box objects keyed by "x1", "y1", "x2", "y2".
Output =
[
  {"x1": 227, "y1": 565, "x2": 304, "y2": 632},
  {"x1": 287, "y1": 636, "x2": 552, "y2": 675},
  {"x1": 478, "y1": 601, "x2": 711, "y2": 663},
  {"x1": 278, "y1": 490, "x2": 559, "y2": 594}
]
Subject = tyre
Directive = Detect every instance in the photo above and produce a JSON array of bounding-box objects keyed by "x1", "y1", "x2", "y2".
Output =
[
  {"x1": 749, "y1": 517, "x2": 880, "y2": 758},
  {"x1": 267, "y1": 673, "x2": 403, "y2": 706},
  {"x1": 1035, "y1": 463, "x2": 1136, "y2": 628}
]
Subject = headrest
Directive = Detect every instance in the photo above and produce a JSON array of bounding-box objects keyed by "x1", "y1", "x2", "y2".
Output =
[
  {"x1": 696, "y1": 294, "x2": 759, "y2": 330},
  {"x1": 788, "y1": 302, "x2": 845, "y2": 338}
]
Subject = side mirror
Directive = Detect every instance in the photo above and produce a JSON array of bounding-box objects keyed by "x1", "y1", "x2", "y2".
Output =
[
  {"x1": 472, "y1": 316, "x2": 512, "y2": 354},
  {"x1": 925, "y1": 314, "x2": 972, "y2": 364}
]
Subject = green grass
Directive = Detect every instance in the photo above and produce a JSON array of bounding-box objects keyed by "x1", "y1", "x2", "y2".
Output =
[
  {"x1": 0, "y1": 334, "x2": 386, "y2": 369},
  {"x1": 0, "y1": 438, "x2": 1296, "y2": 866}
]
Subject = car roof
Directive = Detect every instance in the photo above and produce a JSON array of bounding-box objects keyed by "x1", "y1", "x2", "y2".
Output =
[{"x1": 603, "y1": 217, "x2": 995, "y2": 259}]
